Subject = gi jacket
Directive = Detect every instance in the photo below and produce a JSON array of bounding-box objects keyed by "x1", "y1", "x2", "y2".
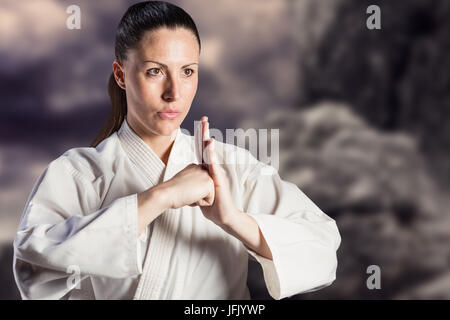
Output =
[{"x1": 13, "y1": 118, "x2": 341, "y2": 300}]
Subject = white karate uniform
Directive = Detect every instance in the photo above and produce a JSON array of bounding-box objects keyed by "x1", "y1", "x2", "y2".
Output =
[{"x1": 12, "y1": 118, "x2": 341, "y2": 300}]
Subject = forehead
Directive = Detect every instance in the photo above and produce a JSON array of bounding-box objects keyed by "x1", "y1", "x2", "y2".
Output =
[{"x1": 132, "y1": 27, "x2": 199, "y2": 64}]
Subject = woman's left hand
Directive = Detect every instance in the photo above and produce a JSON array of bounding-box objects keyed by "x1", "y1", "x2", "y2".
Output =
[{"x1": 198, "y1": 116, "x2": 240, "y2": 227}]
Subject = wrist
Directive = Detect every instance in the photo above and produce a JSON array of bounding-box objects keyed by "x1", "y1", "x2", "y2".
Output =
[
  {"x1": 151, "y1": 182, "x2": 174, "y2": 210},
  {"x1": 137, "y1": 186, "x2": 171, "y2": 234},
  {"x1": 220, "y1": 208, "x2": 244, "y2": 230}
]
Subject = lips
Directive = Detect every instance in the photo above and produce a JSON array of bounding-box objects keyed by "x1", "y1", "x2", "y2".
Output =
[
  {"x1": 159, "y1": 108, "x2": 179, "y2": 113},
  {"x1": 158, "y1": 109, "x2": 181, "y2": 120}
]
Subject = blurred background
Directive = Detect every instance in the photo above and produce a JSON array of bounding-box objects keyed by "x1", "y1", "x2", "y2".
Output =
[{"x1": 1, "y1": 0, "x2": 449, "y2": 299}]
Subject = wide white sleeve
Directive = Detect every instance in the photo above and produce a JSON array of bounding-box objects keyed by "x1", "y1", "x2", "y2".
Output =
[
  {"x1": 13, "y1": 156, "x2": 143, "y2": 300},
  {"x1": 240, "y1": 160, "x2": 341, "y2": 300}
]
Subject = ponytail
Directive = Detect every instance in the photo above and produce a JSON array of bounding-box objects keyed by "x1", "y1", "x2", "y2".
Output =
[{"x1": 90, "y1": 72, "x2": 127, "y2": 147}]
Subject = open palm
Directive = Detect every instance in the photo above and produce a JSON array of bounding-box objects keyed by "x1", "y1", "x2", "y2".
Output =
[{"x1": 197, "y1": 116, "x2": 238, "y2": 227}]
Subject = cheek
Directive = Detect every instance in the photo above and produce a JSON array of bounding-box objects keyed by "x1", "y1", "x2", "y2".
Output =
[
  {"x1": 140, "y1": 83, "x2": 160, "y2": 101},
  {"x1": 135, "y1": 79, "x2": 162, "y2": 105},
  {"x1": 181, "y1": 80, "x2": 198, "y2": 101}
]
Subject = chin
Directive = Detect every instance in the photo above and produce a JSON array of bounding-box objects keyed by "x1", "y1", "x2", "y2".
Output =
[{"x1": 156, "y1": 121, "x2": 179, "y2": 136}]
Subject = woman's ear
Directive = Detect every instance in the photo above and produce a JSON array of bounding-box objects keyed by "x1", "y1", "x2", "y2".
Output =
[{"x1": 112, "y1": 60, "x2": 126, "y2": 90}]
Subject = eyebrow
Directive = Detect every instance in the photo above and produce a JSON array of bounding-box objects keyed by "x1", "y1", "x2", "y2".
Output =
[{"x1": 143, "y1": 60, "x2": 198, "y2": 68}]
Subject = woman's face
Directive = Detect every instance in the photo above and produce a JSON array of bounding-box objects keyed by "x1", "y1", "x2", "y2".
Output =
[{"x1": 114, "y1": 27, "x2": 199, "y2": 137}]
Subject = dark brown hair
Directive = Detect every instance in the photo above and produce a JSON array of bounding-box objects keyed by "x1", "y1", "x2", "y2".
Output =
[{"x1": 90, "y1": 1, "x2": 201, "y2": 147}]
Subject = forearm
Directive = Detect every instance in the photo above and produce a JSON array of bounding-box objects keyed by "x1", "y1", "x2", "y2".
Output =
[
  {"x1": 221, "y1": 210, "x2": 273, "y2": 260},
  {"x1": 137, "y1": 184, "x2": 170, "y2": 235}
]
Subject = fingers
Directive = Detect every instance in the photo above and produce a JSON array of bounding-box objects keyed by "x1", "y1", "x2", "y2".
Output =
[
  {"x1": 206, "y1": 138, "x2": 217, "y2": 177},
  {"x1": 195, "y1": 119, "x2": 203, "y2": 164},
  {"x1": 191, "y1": 194, "x2": 214, "y2": 207},
  {"x1": 198, "y1": 192, "x2": 214, "y2": 206},
  {"x1": 202, "y1": 118, "x2": 210, "y2": 164},
  {"x1": 195, "y1": 116, "x2": 208, "y2": 165},
  {"x1": 204, "y1": 187, "x2": 215, "y2": 205},
  {"x1": 203, "y1": 120, "x2": 210, "y2": 140},
  {"x1": 206, "y1": 138, "x2": 226, "y2": 188},
  {"x1": 197, "y1": 198, "x2": 213, "y2": 207}
]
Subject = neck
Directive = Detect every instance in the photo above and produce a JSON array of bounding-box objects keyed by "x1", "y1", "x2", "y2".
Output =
[{"x1": 144, "y1": 133, "x2": 176, "y2": 166}]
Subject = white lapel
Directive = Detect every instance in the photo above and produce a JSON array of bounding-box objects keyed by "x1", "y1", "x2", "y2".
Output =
[
  {"x1": 117, "y1": 118, "x2": 197, "y2": 299},
  {"x1": 117, "y1": 118, "x2": 166, "y2": 186}
]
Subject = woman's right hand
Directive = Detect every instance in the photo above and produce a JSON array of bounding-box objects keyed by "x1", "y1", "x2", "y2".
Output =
[{"x1": 158, "y1": 163, "x2": 215, "y2": 209}]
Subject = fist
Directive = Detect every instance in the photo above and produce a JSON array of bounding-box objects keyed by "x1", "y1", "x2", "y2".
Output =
[{"x1": 161, "y1": 163, "x2": 215, "y2": 209}]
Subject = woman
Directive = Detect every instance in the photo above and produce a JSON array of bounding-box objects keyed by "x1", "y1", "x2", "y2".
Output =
[{"x1": 13, "y1": 1, "x2": 341, "y2": 300}]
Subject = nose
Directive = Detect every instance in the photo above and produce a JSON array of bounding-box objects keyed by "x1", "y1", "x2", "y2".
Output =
[{"x1": 162, "y1": 74, "x2": 180, "y2": 102}]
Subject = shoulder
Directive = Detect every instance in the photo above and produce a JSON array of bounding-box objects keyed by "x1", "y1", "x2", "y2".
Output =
[{"x1": 49, "y1": 133, "x2": 124, "y2": 183}]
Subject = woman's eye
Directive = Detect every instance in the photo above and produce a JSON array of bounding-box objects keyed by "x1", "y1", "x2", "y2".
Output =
[
  {"x1": 147, "y1": 68, "x2": 161, "y2": 76},
  {"x1": 183, "y1": 69, "x2": 194, "y2": 77}
]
